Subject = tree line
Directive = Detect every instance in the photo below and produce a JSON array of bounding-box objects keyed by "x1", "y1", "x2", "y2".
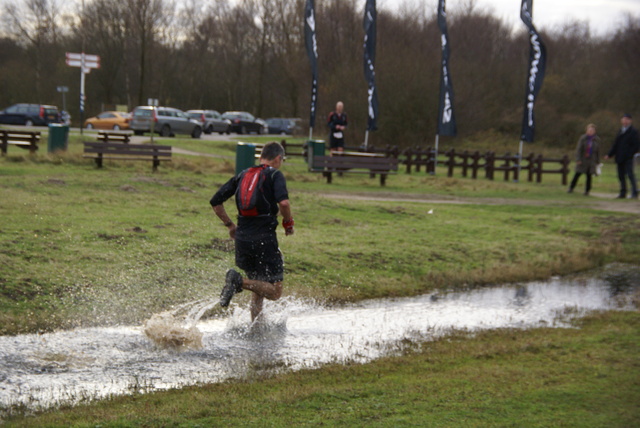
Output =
[{"x1": 0, "y1": 0, "x2": 638, "y2": 149}]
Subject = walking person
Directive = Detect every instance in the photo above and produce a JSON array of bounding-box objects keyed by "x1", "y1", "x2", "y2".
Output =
[
  {"x1": 327, "y1": 101, "x2": 348, "y2": 153},
  {"x1": 568, "y1": 123, "x2": 601, "y2": 196},
  {"x1": 604, "y1": 113, "x2": 640, "y2": 199},
  {"x1": 210, "y1": 142, "x2": 294, "y2": 322}
]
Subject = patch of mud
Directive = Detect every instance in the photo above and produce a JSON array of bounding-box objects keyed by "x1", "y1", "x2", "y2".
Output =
[
  {"x1": 45, "y1": 178, "x2": 66, "y2": 185},
  {"x1": 132, "y1": 176, "x2": 172, "y2": 186},
  {"x1": 144, "y1": 312, "x2": 203, "y2": 349}
]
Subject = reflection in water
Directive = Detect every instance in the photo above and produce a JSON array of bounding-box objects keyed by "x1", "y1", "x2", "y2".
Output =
[{"x1": 0, "y1": 264, "x2": 637, "y2": 415}]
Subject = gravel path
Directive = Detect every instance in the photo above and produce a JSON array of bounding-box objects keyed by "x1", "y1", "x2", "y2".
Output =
[{"x1": 319, "y1": 191, "x2": 640, "y2": 215}]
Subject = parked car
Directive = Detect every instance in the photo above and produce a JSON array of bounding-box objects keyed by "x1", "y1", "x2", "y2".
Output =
[
  {"x1": 186, "y1": 109, "x2": 231, "y2": 135},
  {"x1": 0, "y1": 103, "x2": 60, "y2": 126},
  {"x1": 221, "y1": 111, "x2": 265, "y2": 134},
  {"x1": 265, "y1": 117, "x2": 303, "y2": 135},
  {"x1": 288, "y1": 118, "x2": 303, "y2": 135},
  {"x1": 130, "y1": 106, "x2": 202, "y2": 138},
  {"x1": 256, "y1": 118, "x2": 269, "y2": 135},
  {"x1": 84, "y1": 111, "x2": 131, "y2": 130}
]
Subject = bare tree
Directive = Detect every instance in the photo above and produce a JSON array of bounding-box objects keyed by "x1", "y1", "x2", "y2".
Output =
[
  {"x1": 126, "y1": 0, "x2": 167, "y2": 106},
  {"x1": 78, "y1": 0, "x2": 128, "y2": 107},
  {"x1": 2, "y1": 0, "x2": 61, "y2": 100}
]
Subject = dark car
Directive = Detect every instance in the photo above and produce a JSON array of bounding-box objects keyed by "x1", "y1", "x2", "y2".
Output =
[
  {"x1": 266, "y1": 118, "x2": 302, "y2": 135},
  {"x1": 186, "y1": 110, "x2": 231, "y2": 135},
  {"x1": 0, "y1": 103, "x2": 60, "y2": 126},
  {"x1": 221, "y1": 111, "x2": 264, "y2": 134},
  {"x1": 130, "y1": 106, "x2": 202, "y2": 138}
]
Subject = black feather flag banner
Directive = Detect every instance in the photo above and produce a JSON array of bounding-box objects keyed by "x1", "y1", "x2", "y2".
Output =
[
  {"x1": 520, "y1": 0, "x2": 546, "y2": 142},
  {"x1": 304, "y1": 0, "x2": 318, "y2": 129},
  {"x1": 363, "y1": 0, "x2": 379, "y2": 131},
  {"x1": 437, "y1": 0, "x2": 457, "y2": 136}
]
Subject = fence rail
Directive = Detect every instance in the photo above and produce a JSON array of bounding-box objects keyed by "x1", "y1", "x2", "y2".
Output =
[
  {"x1": 401, "y1": 147, "x2": 570, "y2": 184},
  {"x1": 279, "y1": 140, "x2": 570, "y2": 184}
]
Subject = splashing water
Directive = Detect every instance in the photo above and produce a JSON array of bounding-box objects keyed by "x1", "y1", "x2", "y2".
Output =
[
  {"x1": 0, "y1": 264, "x2": 638, "y2": 417},
  {"x1": 144, "y1": 312, "x2": 204, "y2": 349},
  {"x1": 143, "y1": 299, "x2": 219, "y2": 349}
]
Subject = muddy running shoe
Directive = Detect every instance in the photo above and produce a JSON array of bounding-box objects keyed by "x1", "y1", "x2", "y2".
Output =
[{"x1": 220, "y1": 269, "x2": 243, "y2": 307}]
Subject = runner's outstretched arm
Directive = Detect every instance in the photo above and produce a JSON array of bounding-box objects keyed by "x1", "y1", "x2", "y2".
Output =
[
  {"x1": 278, "y1": 200, "x2": 294, "y2": 236},
  {"x1": 212, "y1": 205, "x2": 236, "y2": 239}
]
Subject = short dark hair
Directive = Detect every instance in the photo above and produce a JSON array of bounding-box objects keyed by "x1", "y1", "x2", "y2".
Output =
[
  {"x1": 260, "y1": 142, "x2": 285, "y2": 160},
  {"x1": 622, "y1": 113, "x2": 632, "y2": 119}
]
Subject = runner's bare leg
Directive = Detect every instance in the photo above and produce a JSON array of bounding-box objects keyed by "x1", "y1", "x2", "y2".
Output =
[{"x1": 242, "y1": 280, "x2": 283, "y2": 321}]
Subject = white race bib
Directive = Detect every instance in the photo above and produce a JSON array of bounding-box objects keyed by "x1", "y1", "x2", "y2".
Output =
[{"x1": 333, "y1": 132, "x2": 343, "y2": 139}]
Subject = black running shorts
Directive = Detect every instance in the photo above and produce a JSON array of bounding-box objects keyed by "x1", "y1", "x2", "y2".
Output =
[
  {"x1": 329, "y1": 138, "x2": 345, "y2": 149},
  {"x1": 235, "y1": 237, "x2": 283, "y2": 283}
]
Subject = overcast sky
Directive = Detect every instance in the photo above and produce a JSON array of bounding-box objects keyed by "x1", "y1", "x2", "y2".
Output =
[
  {"x1": 380, "y1": 0, "x2": 640, "y2": 35},
  {"x1": 1, "y1": 0, "x2": 637, "y2": 38}
]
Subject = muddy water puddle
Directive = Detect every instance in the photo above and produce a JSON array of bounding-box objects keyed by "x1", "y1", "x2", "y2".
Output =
[{"x1": 0, "y1": 264, "x2": 638, "y2": 414}]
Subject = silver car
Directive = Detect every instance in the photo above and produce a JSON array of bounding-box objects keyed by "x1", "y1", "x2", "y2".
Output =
[
  {"x1": 130, "y1": 106, "x2": 202, "y2": 138},
  {"x1": 186, "y1": 110, "x2": 231, "y2": 135}
]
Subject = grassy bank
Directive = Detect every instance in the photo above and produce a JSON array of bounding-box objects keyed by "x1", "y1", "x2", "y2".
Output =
[
  {"x1": 2, "y1": 136, "x2": 639, "y2": 426},
  {"x1": 1, "y1": 141, "x2": 639, "y2": 334},
  {"x1": 6, "y1": 310, "x2": 639, "y2": 427}
]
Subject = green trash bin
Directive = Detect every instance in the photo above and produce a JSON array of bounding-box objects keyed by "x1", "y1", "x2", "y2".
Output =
[
  {"x1": 235, "y1": 142, "x2": 256, "y2": 175},
  {"x1": 307, "y1": 140, "x2": 325, "y2": 171},
  {"x1": 48, "y1": 124, "x2": 69, "y2": 153}
]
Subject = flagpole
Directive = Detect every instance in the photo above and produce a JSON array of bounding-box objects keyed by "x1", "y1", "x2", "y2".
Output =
[
  {"x1": 433, "y1": 134, "x2": 439, "y2": 175},
  {"x1": 364, "y1": 130, "x2": 369, "y2": 150},
  {"x1": 517, "y1": 139, "x2": 524, "y2": 182},
  {"x1": 309, "y1": 127, "x2": 313, "y2": 141}
]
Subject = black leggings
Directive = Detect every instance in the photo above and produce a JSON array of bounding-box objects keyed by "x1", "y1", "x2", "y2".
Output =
[
  {"x1": 569, "y1": 172, "x2": 592, "y2": 193},
  {"x1": 616, "y1": 159, "x2": 638, "y2": 197}
]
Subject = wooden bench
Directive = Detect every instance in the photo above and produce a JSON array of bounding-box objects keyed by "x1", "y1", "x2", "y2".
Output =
[
  {"x1": 248, "y1": 140, "x2": 300, "y2": 160},
  {"x1": 280, "y1": 140, "x2": 305, "y2": 157},
  {"x1": 312, "y1": 152, "x2": 399, "y2": 186},
  {"x1": 83, "y1": 141, "x2": 172, "y2": 171},
  {"x1": 0, "y1": 130, "x2": 40, "y2": 155},
  {"x1": 98, "y1": 130, "x2": 133, "y2": 144}
]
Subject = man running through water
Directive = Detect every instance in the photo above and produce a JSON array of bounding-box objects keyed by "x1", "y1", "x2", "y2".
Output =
[{"x1": 210, "y1": 141, "x2": 294, "y2": 321}]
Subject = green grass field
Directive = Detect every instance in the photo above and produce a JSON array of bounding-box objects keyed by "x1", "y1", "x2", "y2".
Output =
[{"x1": 1, "y1": 132, "x2": 639, "y2": 425}]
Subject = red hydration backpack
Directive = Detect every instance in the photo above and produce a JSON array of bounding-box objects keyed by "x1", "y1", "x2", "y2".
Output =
[{"x1": 236, "y1": 164, "x2": 269, "y2": 216}]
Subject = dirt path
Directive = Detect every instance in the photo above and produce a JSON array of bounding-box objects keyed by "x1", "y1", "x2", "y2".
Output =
[{"x1": 319, "y1": 191, "x2": 640, "y2": 215}]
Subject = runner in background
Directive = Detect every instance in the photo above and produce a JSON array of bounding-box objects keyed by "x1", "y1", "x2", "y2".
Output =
[{"x1": 327, "y1": 101, "x2": 348, "y2": 153}]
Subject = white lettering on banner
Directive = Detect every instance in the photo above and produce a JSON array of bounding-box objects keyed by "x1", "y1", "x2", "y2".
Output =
[
  {"x1": 306, "y1": 10, "x2": 318, "y2": 59},
  {"x1": 526, "y1": 32, "x2": 542, "y2": 126},
  {"x1": 441, "y1": 34, "x2": 447, "y2": 49},
  {"x1": 521, "y1": 2, "x2": 531, "y2": 22},
  {"x1": 528, "y1": 33, "x2": 541, "y2": 92},
  {"x1": 442, "y1": 63, "x2": 448, "y2": 87},
  {"x1": 440, "y1": 1, "x2": 446, "y2": 18},
  {"x1": 311, "y1": 78, "x2": 317, "y2": 114},
  {"x1": 443, "y1": 92, "x2": 452, "y2": 124},
  {"x1": 368, "y1": 87, "x2": 375, "y2": 119}
]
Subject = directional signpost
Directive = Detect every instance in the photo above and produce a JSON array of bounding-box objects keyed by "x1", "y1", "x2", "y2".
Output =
[
  {"x1": 66, "y1": 52, "x2": 100, "y2": 134},
  {"x1": 56, "y1": 86, "x2": 68, "y2": 113}
]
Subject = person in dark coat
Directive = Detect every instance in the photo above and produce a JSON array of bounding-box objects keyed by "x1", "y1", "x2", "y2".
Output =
[
  {"x1": 605, "y1": 113, "x2": 640, "y2": 199},
  {"x1": 568, "y1": 123, "x2": 601, "y2": 196}
]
